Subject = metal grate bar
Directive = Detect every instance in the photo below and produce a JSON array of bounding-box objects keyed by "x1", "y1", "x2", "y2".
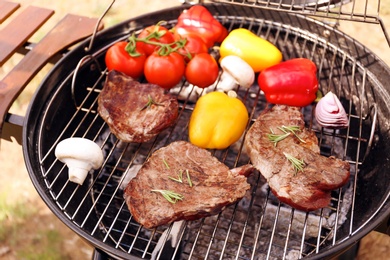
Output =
[
  {"x1": 212, "y1": 0, "x2": 381, "y2": 22},
  {"x1": 34, "y1": 6, "x2": 383, "y2": 259},
  {"x1": 211, "y1": 0, "x2": 390, "y2": 46}
]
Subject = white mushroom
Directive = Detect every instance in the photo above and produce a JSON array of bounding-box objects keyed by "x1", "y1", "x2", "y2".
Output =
[
  {"x1": 55, "y1": 137, "x2": 104, "y2": 185},
  {"x1": 170, "y1": 83, "x2": 203, "y2": 103},
  {"x1": 217, "y1": 55, "x2": 255, "y2": 92}
]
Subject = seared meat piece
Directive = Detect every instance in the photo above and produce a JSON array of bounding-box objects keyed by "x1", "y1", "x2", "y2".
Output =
[
  {"x1": 245, "y1": 105, "x2": 350, "y2": 211},
  {"x1": 124, "y1": 141, "x2": 253, "y2": 229},
  {"x1": 98, "y1": 70, "x2": 178, "y2": 143}
]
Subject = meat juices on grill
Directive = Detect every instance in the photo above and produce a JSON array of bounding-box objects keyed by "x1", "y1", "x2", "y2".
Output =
[
  {"x1": 245, "y1": 105, "x2": 350, "y2": 211},
  {"x1": 124, "y1": 141, "x2": 254, "y2": 229},
  {"x1": 97, "y1": 70, "x2": 178, "y2": 143}
]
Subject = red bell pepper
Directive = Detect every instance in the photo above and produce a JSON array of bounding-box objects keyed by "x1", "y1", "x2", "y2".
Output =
[
  {"x1": 174, "y1": 5, "x2": 228, "y2": 48},
  {"x1": 258, "y1": 58, "x2": 319, "y2": 107}
]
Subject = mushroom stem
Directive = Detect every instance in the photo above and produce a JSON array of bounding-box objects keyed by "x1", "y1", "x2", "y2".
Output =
[
  {"x1": 217, "y1": 55, "x2": 255, "y2": 92},
  {"x1": 68, "y1": 167, "x2": 89, "y2": 185},
  {"x1": 217, "y1": 72, "x2": 238, "y2": 91},
  {"x1": 227, "y1": 90, "x2": 238, "y2": 98}
]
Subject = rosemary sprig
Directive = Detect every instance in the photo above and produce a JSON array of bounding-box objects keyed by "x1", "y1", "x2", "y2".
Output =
[
  {"x1": 283, "y1": 152, "x2": 305, "y2": 175},
  {"x1": 168, "y1": 169, "x2": 193, "y2": 187},
  {"x1": 281, "y1": 125, "x2": 300, "y2": 134},
  {"x1": 151, "y1": 189, "x2": 184, "y2": 204},
  {"x1": 162, "y1": 158, "x2": 170, "y2": 169},
  {"x1": 169, "y1": 170, "x2": 183, "y2": 183},
  {"x1": 140, "y1": 95, "x2": 163, "y2": 111},
  {"x1": 280, "y1": 125, "x2": 306, "y2": 143},
  {"x1": 186, "y1": 169, "x2": 193, "y2": 187},
  {"x1": 267, "y1": 125, "x2": 306, "y2": 147},
  {"x1": 267, "y1": 129, "x2": 291, "y2": 147}
]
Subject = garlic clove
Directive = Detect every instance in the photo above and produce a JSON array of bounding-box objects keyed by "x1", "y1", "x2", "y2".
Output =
[{"x1": 315, "y1": 91, "x2": 349, "y2": 128}]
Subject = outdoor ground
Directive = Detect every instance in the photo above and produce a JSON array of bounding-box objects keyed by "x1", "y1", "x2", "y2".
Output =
[{"x1": 0, "y1": 0, "x2": 389, "y2": 259}]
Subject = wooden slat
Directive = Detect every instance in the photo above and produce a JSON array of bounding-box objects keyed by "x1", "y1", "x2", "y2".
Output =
[
  {"x1": 0, "y1": 1, "x2": 20, "y2": 23},
  {"x1": 0, "y1": 5, "x2": 54, "y2": 66},
  {"x1": 0, "y1": 14, "x2": 101, "y2": 138}
]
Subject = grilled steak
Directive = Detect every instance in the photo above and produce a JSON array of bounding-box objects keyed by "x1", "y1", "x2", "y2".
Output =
[
  {"x1": 124, "y1": 141, "x2": 254, "y2": 228},
  {"x1": 245, "y1": 105, "x2": 350, "y2": 211},
  {"x1": 98, "y1": 70, "x2": 178, "y2": 143}
]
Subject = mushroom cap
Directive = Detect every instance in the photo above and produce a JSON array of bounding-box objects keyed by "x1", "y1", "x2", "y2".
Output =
[
  {"x1": 55, "y1": 137, "x2": 104, "y2": 169},
  {"x1": 220, "y1": 55, "x2": 255, "y2": 88}
]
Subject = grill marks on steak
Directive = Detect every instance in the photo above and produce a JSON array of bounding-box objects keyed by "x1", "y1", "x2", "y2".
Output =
[
  {"x1": 245, "y1": 105, "x2": 350, "y2": 211},
  {"x1": 124, "y1": 141, "x2": 253, "y2": 229},
  {"x1": 98, "y1": 70, "x2": 178, "y2": 143}
]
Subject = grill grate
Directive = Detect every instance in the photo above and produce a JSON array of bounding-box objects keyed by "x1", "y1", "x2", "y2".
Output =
[
  {"x1": 208, "y1": 0, "x2": 390, "y2": 46},
  {"x1": 210, "y1": 0, "x2": 378, "y2": 22},
  {"x1": 31, "y1": 4, "x2": 386, "y2": 260}
]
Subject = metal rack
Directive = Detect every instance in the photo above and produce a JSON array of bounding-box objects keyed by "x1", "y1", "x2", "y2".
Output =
[
  {"x1": 203, "y1": 0, "x2": 390, "y2": 46},
  {"x1": 24, "y1": 2, "x2": 390, "y2": 259},
  {"x1": 9, "y1": 1, "x2": 388, "y2": 259}
]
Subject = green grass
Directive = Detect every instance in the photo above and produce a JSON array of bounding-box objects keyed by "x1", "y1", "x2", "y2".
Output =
[
  {"x1": 0, "y1": 198, "x2": 28, "y2": 222},
  {"x1": 0, "y1": 192, "x2": 69, "y2": 259},
  {"x1": 0, "y1": 192, "x2": 33, "y2": 241},
  {"x1": 16, "y1": 230, "x2": 67, "y2": 260}
]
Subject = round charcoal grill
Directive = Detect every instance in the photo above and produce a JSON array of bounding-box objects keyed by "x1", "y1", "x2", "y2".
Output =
[{"x1": 21, "y1": 2, "x2": 389, "y2": 260}]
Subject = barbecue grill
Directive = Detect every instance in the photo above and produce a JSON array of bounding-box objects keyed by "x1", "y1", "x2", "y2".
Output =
[{"x1": 2, "y1": 0, "x2": 390, "y2": 259}]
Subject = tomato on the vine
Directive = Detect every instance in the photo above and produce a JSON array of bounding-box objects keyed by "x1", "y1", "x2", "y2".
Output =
[
  {"x1": 185, "y1": 53, "x2": 219, "y2": 88},
  {"x1": 175, "y1": 33, "x2": 209, "y2": 61},
  {"x1": 105, "y1": 41, "x2": 146, "y2": 79},
  {"x1": 144, "y1": 52, "x2": 186, "y2": 89},
  {"x1": 137, "y1": 25, "x2": 175, "y2": 56}
]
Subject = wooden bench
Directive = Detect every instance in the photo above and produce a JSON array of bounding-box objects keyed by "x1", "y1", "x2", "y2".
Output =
[{"x1": 0, "y1": 0, "x2": 102, "y2": 144}]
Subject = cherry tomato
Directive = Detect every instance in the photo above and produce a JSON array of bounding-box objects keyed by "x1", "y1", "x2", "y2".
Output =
[
  {"x1": 175, "y1": 27, "x2": 209, "y2": 48},
  {"x1": 137, "y1": 25, "x2": 175, "y2": 56},
  {"x1": 105, "y1": 41, "x2": 146, "y2": 78},
  {"x1": 175, "y1": 33, "x2": 209, "y2": 61},
  {"x1": 185, "y1": 53, "x2": 219, "y2": 88},
  {"x1": 144, "y1": 52, "x2": 186, "y2": 89}
]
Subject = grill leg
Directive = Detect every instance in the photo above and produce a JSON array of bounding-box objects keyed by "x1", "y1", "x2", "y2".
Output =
[
  {"x1": 92, "y1": 248, "x2": 116, "y2": 260},
  {"x1": 334, "y1": 242, "x2": 360, "y2": 260}
]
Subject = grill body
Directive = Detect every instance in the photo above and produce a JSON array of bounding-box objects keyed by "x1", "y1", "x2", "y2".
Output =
[{"x1": 23, "y1": 4, "x2": 390, "y2": 260}]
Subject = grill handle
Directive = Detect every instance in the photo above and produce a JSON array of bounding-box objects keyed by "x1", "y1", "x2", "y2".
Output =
[
  {"x1": 0, "y1": 14, "x2": 102, "y2": 146},
  {"x1": 2, "y1": 113, "x2": 23, "y2": 144}
]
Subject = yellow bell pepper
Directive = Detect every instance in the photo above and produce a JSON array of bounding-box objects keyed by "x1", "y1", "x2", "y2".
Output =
[
  {"x1": 219, "y1": 28, "x2": 282, "y2": 72},
  {"x1": 189, "y1": 91, "x2": 248, "y2": 149}
]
